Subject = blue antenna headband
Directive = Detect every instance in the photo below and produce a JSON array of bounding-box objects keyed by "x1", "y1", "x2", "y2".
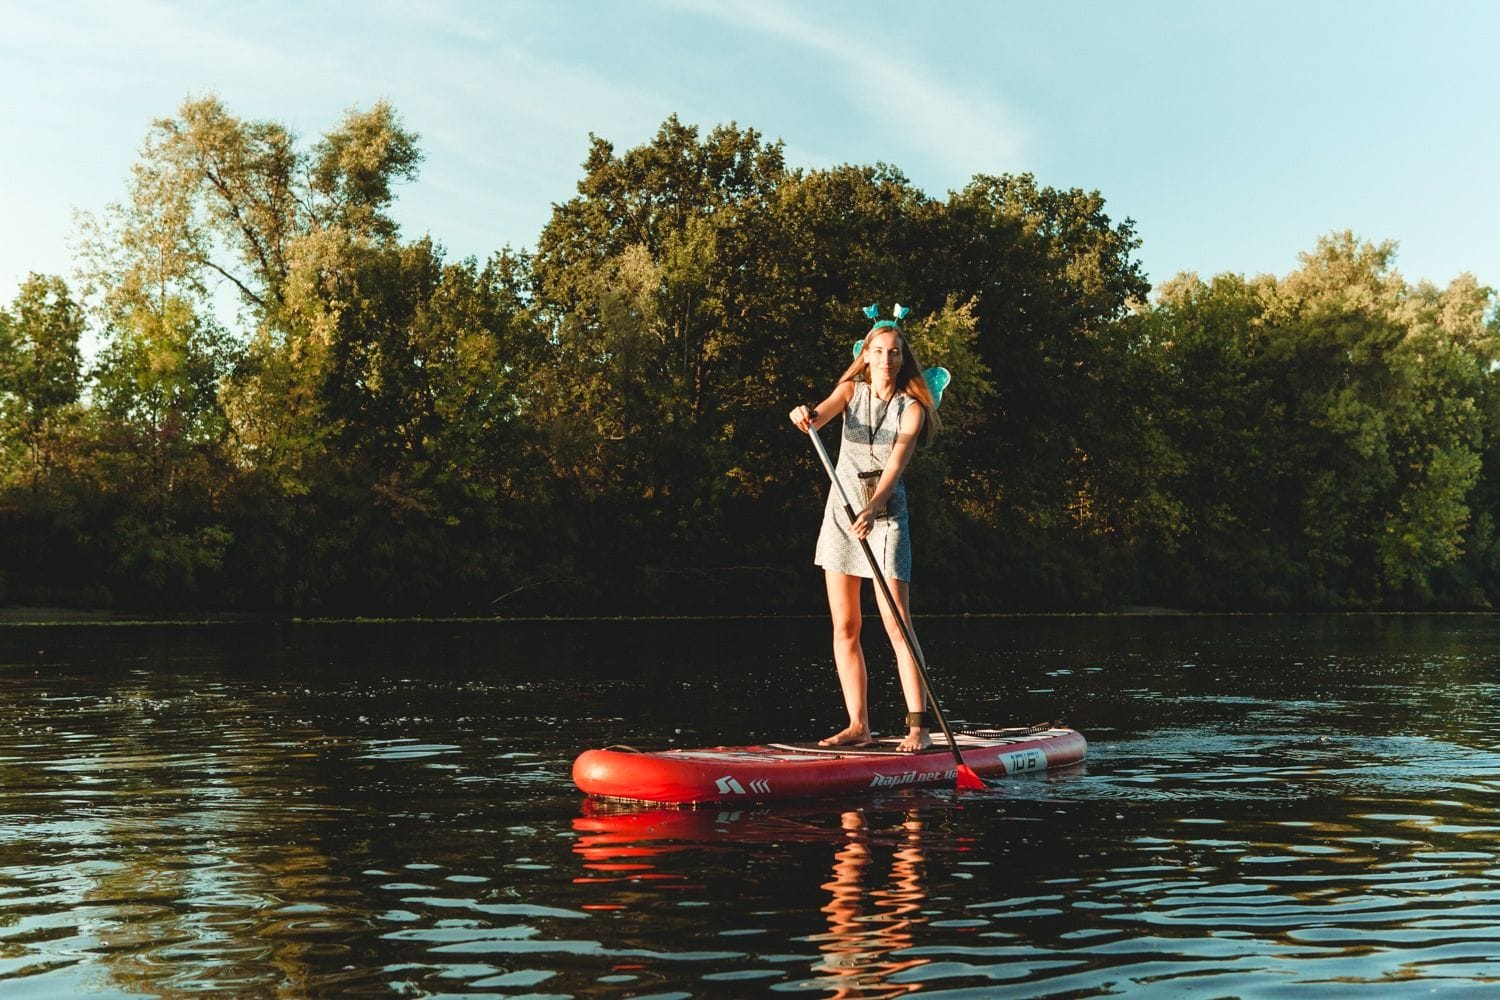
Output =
[
  {"x1": 863, "y1": 302, "x2": 910, "y2": 330},
  {"x1": 852, "y1": 302, "x2": 951, "y2": 409}
]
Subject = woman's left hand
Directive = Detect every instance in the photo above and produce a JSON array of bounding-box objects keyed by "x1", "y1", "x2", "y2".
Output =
[{"x1": 851, "y1": 507, "x2": 876, "y2": 540}]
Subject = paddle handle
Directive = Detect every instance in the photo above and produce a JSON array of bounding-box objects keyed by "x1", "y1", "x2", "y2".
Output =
[{"x1": 806, "y1": 425, "x2": 969, "y2": 771}]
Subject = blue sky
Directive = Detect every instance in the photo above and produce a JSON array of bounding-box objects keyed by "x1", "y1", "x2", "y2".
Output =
[{"x1": 3, "y1": 0, "x2": 1497, "y2": 308}]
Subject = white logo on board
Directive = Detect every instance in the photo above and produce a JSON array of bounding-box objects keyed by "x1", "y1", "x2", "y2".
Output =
[{"x1": 1004, "y1": 749, "x2": 1044, "y2": 774}]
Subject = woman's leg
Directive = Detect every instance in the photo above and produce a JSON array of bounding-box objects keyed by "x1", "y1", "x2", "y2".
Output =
[
  {"x1": 873, "y1": 578, "x2": 931, "y2": 752},
  {"x1": 820, "y1": 571, "x2": 871, "y2": 746}
]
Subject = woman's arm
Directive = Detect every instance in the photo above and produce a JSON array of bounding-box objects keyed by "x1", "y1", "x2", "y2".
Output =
[
  {"x1": 860, "y1": 401, "x2": 926, "y2": 524},
  {"x1": 789, "y1": 380, "x2": 856, "y2": 432}
]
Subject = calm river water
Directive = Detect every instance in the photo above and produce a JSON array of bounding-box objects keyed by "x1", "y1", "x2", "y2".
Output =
[{"x1": 2, "y1": 615, "x2": 1499, "y2": 998}]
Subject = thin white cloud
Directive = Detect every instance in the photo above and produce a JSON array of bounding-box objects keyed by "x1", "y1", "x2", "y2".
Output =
[
  {"x1": 322, "y1": 6, "x2": 688, "y2": 251},
  {"x1": 666, "y1": 0, "x2": 1028, "y2": 178}
]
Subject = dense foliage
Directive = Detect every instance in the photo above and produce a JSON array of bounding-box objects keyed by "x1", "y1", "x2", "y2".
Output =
[{"x1": 2, "y1": 100, "x2": 1497, "y2": 614}]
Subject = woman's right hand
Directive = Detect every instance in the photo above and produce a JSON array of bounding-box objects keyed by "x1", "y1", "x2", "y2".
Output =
[{"x1": 789, "y1": 404, "x2": 815, "y2": 431}]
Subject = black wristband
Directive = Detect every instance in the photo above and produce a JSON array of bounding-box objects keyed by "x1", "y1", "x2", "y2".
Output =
[{"x1": 807, "y1": 404, "x2": 818, "y2": 421}]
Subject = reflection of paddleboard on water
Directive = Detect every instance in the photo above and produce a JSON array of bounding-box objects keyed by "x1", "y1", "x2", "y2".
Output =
[
  {"x1": 571, "y1": 723, "x2": 1087, "y2": 806},
  {"x1": 573, "y1": 792, "x2": 983, "y2": 844}
]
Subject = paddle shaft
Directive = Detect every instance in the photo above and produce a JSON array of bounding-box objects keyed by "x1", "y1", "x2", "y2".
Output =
[{"x1": 806, "y1": 424, "x2": 972, "y2": 774}]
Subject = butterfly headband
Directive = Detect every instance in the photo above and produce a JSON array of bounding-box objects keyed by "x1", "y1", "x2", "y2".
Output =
[
  {"x1": 863, "y1": 302, "x2": 910, "y2": 330},
  {"x1": 852, "y1": 302, "x2": 951, "y2": 409}
]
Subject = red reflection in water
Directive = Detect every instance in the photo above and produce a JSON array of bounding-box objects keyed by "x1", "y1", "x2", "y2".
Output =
[{"x1": 572, "y1": 801, "x2": 935, "y2": 996}]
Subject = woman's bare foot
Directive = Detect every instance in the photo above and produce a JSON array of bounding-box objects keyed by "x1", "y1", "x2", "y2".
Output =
[
  {"x1": 897, "y1": 728, "x2": 932, "y2": 753},
  {"x1": 819, "y1": 725, "x2": 872, "y2": 747}
]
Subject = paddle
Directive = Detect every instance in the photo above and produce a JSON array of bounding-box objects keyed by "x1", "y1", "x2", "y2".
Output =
[{"x1": 806, "y1": 422, "x2": 986, "y2": 791}]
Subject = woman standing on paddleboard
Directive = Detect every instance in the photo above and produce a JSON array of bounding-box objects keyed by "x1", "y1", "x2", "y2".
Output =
[{"x1": 788, "y1": 304, "x2": 941, "y2": 753}]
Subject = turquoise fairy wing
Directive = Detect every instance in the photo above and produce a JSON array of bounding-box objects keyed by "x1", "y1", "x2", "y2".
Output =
[
  {"x1": 852, "y1": 338, "x2": 865, "y2": 358},
  {"x1": 923, "y1": 367, "x2": 951, "y2": 408}
]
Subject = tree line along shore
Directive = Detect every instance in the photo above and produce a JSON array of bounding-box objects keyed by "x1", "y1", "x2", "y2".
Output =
[{"x1": 2, "y1": 99, "x2": 1496, "y2": 615}]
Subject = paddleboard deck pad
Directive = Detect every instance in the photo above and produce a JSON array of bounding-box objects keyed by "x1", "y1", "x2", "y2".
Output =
[{"x1": 573, "y1": 724, "x2": 1086, "y2": 805}]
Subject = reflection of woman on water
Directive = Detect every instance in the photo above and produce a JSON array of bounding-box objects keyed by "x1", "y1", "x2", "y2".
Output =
[{"x1": 811, "y1": 809, "x2": 929, "y2": 997}]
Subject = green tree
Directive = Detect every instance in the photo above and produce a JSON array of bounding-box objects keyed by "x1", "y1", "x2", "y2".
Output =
[
  {"x1": 1377, "y1": 271, "x2": 1495, "y2": 600},
  {"x1": 1138, "y1": 271, "x2": 1300, "y2": 605},
  {"x1": 254, "y1": 237, "x2": 542, "y2": 610},
  {"x1": 1262, "y1": 235, "x2": 1490, "y2": 603},
  {"x1": 0, "y1": 275, "x2": 92, "y2": 607},
  {"x1": 1457, "y1": 300, "x2": 1500, "y2": 603},
  {"x1": 527, "y1": 116, "x2": 807, "y2": 608},
  {"x1": 921, "y1": 174, "x2": 1152, "y2": 606},
  {"x1": 0, "y1": 274, "x2": 85, "y2": 487},
  {"x1": 85, "y1": 287, "x2": 235, "y2": 603},
  {"x1": 80, "y1": 96, "x2": 424, "y2": 488},
  {"x1": 1140, "y1": 233, "x2": 1496, "y2": 608}
]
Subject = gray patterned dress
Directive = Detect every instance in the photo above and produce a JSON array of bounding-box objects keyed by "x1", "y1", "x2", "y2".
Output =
[{"x1": 814, "y1": 380, "x2": 915, "y2": 581}]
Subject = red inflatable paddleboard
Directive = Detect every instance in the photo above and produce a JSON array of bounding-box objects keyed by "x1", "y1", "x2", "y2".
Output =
[{"x1": 573, "y1": 725, "x2": 1086, "y2": 806}]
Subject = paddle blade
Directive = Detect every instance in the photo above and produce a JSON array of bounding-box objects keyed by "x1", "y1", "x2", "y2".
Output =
[{"x1": 955, "y1": 763, "x2": 986, "y2": 791}]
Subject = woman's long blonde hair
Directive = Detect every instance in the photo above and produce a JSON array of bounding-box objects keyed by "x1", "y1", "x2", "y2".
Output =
[{"x1": 836, "y1": 327, "x2": 939, "y2": 446}]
